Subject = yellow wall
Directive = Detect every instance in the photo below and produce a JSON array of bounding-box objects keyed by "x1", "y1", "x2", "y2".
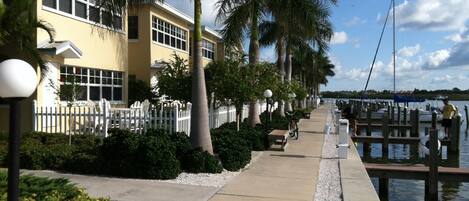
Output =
[
  {"x1": 128, "y1": 6, "x2": 152, "y2": 84},
  {"x1": 36, "y1": 0, "x2": 129, "y2": 105},
  {"x1": 128, "y1": 4, "x2": 224, "y2": 84}
]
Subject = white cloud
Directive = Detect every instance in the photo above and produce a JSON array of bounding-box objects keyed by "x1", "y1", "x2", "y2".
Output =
[
  {"x1": 444, "y1": 27, "x2": 469, "y2": 43},
  {"x1": 394, "y1": 0, "x2": 469, "y2": 31},
  {"x1": 331, "y1": 31, "x2": 348, "y2": 45},
  {"x1": 424, "y1": 49, "x2": 451, "y2": 68},
  {"x1": 431, "y1": 74, "x2": 468, "y2": 84},
  {"x1": 398, "y1": 44, "x2": 421, "y2": 58},
  {"x1": 345, "y1": 16, "x2": 366, "y2": 27}
]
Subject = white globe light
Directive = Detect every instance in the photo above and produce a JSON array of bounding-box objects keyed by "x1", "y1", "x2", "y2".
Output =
[
  {"x1": 0, "y1": 59, "x2": 38, "y2": 98},
  {"x1": 263, "y1": 89, "x2": 273, "y2": 98}
]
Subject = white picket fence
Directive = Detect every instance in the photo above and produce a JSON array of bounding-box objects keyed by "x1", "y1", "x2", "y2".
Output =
[{"x1": 32, "y1": 100, "x2": 276, "y2": 137}]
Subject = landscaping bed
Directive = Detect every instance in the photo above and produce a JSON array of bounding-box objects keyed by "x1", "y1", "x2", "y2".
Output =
[
  {"x1": 0, "y1": 120, "x2": 282, "y2": 181},
  {"x1": 0, "y1": 171, "x2": 108, "y2": 201}
]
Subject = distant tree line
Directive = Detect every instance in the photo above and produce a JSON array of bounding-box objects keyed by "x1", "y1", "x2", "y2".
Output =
[{"x1": 321, "y1": 88, "x2": 469, "y2": 100}]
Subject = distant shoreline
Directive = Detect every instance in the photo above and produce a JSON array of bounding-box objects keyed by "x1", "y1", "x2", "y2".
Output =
[{"x1": 321, "y1": 91, "x2": 469, "y2": 101}]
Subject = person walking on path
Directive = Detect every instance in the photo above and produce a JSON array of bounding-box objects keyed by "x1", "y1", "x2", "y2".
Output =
[{"x1": 440, "y1": 97, "x2": 457, "y2": 139}]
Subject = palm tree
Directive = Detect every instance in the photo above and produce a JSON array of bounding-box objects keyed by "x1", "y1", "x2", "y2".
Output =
[
  {"x1": 190, "y1": 0, "x2": 213, "y2": 154},
  {"x1": 0, "y1": 0, "x2": 54, "y2": 75},
  {"x1": 217, "y1": 0, "x2": 267, "y2": 127},
  {"x1": 259, "y1": 19, "x2": 286, "y2": 116},
  {"x1": 264, "y1": 0, "x2": 335, "y2": 111}
]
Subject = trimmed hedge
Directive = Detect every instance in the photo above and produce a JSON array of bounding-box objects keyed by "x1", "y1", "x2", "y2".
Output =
[
  {"x1": 211, "y1": 129, "x2": 251, "y2": 171},
  {"x1": 0, "y1": 171, "x2": 108, "y2": 201},
  {"x1": 133, "y1": 129, "x2": 181, "y2": 179},
  {"x1": 181, "y1": 148, "x2": 223, "y2": 173}
]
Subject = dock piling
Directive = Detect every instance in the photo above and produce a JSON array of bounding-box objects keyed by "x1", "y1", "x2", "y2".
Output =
[
  {"x1": 449, "y1": 114, "x2": 461, "y2": 153},
  {"x1": 465, "y1": 105, "x2": 468, "y2": 129},
  {"x1": 425, "y1": 128, "x2": 439, "y2": 201},
  {"x1": 383, "y1": 113, "x2": 389, "y2": 159}
]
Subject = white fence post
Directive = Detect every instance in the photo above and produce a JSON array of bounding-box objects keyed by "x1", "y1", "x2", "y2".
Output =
[
  {"x1": 174, "y1": 104, "x2": 179, "y2": 133},
  {"x1": 102, "y1": 101, "x2": 108, "y2": 137},
  {"x1": 32, "y1": 100, "x2": 37, "y2": 132}
]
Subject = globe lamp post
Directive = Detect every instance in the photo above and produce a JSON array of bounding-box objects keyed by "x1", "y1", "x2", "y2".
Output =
[
  {"x1": 263, "y1": 89, "x2": 273, "y2": 122},
  {"x1": 0, "y1": 59, "x2": 38, "y2": 201}
]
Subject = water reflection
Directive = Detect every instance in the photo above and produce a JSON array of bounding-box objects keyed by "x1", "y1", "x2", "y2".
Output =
[{"x1": 357, "y1": 100, "x2": 469, "y2": 201}]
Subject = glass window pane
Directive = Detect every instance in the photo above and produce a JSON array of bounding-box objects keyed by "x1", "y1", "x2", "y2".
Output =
[
  {"x1": 164, "y1": 35, "x2": 170, "y2": 45},
  {"x1": 102, "y1": 11, "x2": 112, "y2": 27},
  {"x1": 158, "y1": 32, "x2": 164, "y2": 43},
  {"x1": 78, "y1": 86, "x2": 87, "y2": 101},
  {"x1": 182, "y1": 41, "x2": 186, "y2": 51},
  {"x1": 59, "y1": 0, "x2": 72, "y2": 14},
  {"x1": 102, "y1": 87, "x2": 112, "y2": 100},
  {"x1": 171, "y1": 37, "x2": 176, "y2": 47},
  {"x1": 90, "y1": 86, "x2": 100, "y2": 101},
  {"x1": 75, "y1": 1, "x2": 87, "y2": 19},
  {"x1": 43, "y1": 0, "x2": 56, "y2": 9},
  {"x1": 89, "y1": 6, "x2": 100, "y2": 23},
  {"x1": 152, "y1": 30, "x2": 157, "y2": 41},
  {"x1": 128, "y1": 16, "x2": 138, "y2": 39},
  {"x1": 113, "y1": 15, "x2": 122, "y2": 30},
  {"x1": 113, "y1": 87, "x2": 122, "y2": 101}
]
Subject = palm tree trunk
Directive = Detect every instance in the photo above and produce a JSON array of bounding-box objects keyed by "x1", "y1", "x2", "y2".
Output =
[
  {"x1": 190, "y1": 0, "x2": 213, "y2": 154},
  {"x1": 276, "y1": 39, "x2": 286, "y2": 116},
  {"x1": 285, "y1": 43, "x2": 293, "y2": 112},
  {"x1": 248, "y1": 10, "x2": 261, "y2": 127}
]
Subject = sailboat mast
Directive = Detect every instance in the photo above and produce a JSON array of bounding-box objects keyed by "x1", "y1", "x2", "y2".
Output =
[{"x1": 393, "y1": 0, "x2": 396, "y2": 94}]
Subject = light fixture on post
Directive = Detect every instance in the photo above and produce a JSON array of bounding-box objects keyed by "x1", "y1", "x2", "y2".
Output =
[
  {"x1": 288, "y1": 93, "x2": 296, "y2": 111},
  {"x1": 263, "y1": 89, "x2": 273, "y2": 123},
  {"x1": 0, "y1": 59, "x2": 38, "y2": 201}
]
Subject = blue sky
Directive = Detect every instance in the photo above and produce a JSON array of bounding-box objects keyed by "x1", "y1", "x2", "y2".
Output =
[{"x1": 166, "y1": 0, "x2": 469, "y2": 91}]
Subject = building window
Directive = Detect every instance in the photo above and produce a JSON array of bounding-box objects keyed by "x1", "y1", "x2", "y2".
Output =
[
  {"x1": 75, "y1": 1, "x2": 87, "y2": 19},
  {"x1": 43, "y1": 0, "x2": 57, "y2": 9},
  {"x1": 128, "y1": 16, "x2": 139, "y2": 39},
  {"x1": 60, "y1": 66, "x2": 124, "y2": 102},
  {"x1": 151, "y1": 16, "x2": 187, "y2": 51},
  {"x1": 202, "y1": 40, "x2": 215, "y2": 60},
  {"x1": 59, "y1": 0, "x2": 72, "y2": 14},
  {"x1": 42, "y1": 0, "x2": 123, "y2": 31},
  {"x1": 89, "y1": 6, "x2": 100, "y2": 23}
]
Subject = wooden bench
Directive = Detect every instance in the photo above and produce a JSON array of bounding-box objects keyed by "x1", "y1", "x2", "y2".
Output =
[{"x1": 268, "y1": 129, "x2": 289, "y2": 151}]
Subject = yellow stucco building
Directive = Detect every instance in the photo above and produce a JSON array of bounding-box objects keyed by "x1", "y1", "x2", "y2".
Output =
[
  {"x1": 127, "y1": 2, "x2": 225, "y2": 86},
  {"x1": 0, "y1": 0, "x2": 128, "y2": 132},
  {"x1": 0, "y1": 1, "x2": 225, "y2": 133}
]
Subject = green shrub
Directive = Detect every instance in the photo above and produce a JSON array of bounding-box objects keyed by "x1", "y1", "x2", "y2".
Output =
[
  {"x1": 217, "y1": 122, "x2": 268, "y2": 151},
  {"x1": 134, "y1": 129, "x2": 181, "y2": 179},
  {"x1": 99, "y1": 129, "x2": 140, "y2": 177},
  {"x1": 0, "y1": 171, "x2": 109, "y2": 201},
  {"x1": 238, "y1": 128, "x2": 266, "y2": 151},
  {"x1": 0, "y1": 142, "x2": 7, "y2": 166},
  {"x1": 260, "y1": 111, "x2": 289, "y2": 130},
  {"x1": 170, "y1": 132, "x2": 192, "y2": 161},
  {"x1": 211, "y1": 129, "x2": 251, "y2": 171},
  {"x1": 181, "y1": 148, "x2": 223, "y2": 173}
]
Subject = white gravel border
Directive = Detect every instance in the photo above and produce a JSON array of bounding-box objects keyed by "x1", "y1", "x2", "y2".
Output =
[
  {"x1": 160, "y1": 151, "x2": 263, "y2": 187},
  {"x1": 314, "y1": 133, "x2": 342, "y2": 201}
]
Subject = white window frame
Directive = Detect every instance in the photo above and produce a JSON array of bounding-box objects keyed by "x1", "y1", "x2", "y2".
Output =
[
  {"x1": 60, "y1": 66, "x2": 124, "y2": 103},
  {"x1": 42, "y1": 0, "x2": 123, "y2": 32},
  {"x1": 202, "y1": 39, "x2": 215, "y2": 60},
  {"x1": 151, "y1": 16, "x2": 188, "y2": 52}
]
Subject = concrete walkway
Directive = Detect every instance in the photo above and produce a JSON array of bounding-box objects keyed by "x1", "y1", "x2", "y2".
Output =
[
  {"x1": 209, "y1": 106, "x2": 329, "y2": 201},
  {"x1": 26, "y1": 170, "x2": 219, "y2": 201}
]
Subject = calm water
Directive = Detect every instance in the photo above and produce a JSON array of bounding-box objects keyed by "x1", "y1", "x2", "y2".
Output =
[{"x1": 354, "y1": 100, "x2": 469, "y2": 201}]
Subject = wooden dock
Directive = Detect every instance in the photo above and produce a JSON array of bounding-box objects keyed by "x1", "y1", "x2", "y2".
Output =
[
  {"x1": 365, "y1": 163, "x2": 469, "y2": 182},
  {"x1": 351, "y1": 135, "x2": 451, "y2": 146}
]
